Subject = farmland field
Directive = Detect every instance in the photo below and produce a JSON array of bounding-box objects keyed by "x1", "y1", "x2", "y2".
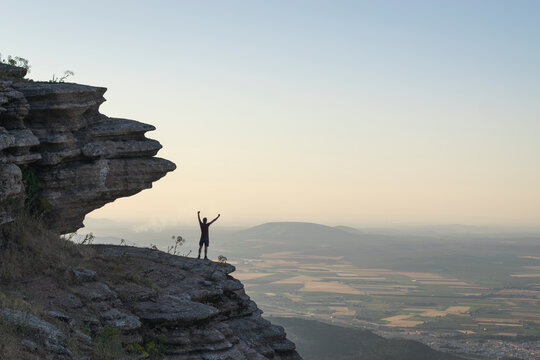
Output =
[
  {"x1": 85, "y1": 220, "x2": 540, "y2": 358},
  {"x1": 231, "y1": 252, "x2": 540, "y2": 338}
]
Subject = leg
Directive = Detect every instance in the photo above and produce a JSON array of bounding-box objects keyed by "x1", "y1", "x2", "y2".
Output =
[
  {"x1": 204, "y1": 244, "x2": 208, "y2": 259},
  {"x1": 198, "y1": 244, "x2": 202, "y2": 259}
]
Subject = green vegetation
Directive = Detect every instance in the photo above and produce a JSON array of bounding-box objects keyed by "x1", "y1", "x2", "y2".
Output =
[
  {"x1": 0, "y1": 53, "x2": 75, "y2": 82},
  {"x1": 126, "y1": 337, "x2": 167, "y2": 359},
  {"x1": 21, "y1": 167, "x2": 51, "y2": 218},
  {"x1": 93, "y1": 326, "x2": 124, "y2": 360},
  {"x1": 0, "y1": 53, "x2": 31, "y2": 79},
  {"x1": 0, "y1": 54, "x2": 30, "y2": 71}
]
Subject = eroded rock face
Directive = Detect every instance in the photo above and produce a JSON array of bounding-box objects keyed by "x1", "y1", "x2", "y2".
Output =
[
  {"x1": 2, "y1": 246, "x2": 303, "y2": 359},
  {"x1": 0, "y1": 74, "x2": 175, "y2": 233}
]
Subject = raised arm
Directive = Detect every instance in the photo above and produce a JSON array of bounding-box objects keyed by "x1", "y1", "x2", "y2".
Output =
[
  {"x1": 209, "y1": 214, "x2": 220, "y2": 225},
  {"x1": 197, "y1": 211, "x2": 202, "y2": 224}
]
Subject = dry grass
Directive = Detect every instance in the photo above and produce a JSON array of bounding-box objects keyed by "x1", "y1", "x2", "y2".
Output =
[
  {"x1": 234, "y1": 272, "x2": 275, "y2": 281},
  {"x1": 397, "y1": 272, "x2": 448, "y2": 280},
  {"x1": 417, "y1": 280, "x2": 470, "y2": 285},
  {"x1": 381, "y1": 315, "x2": 423, "y2": 327},
  {"x1": 324, "y1": 276, "x2": 388, "y2": 281},
  {"x1": 0, "y1": 293, "x2": 47, "y2": 359},
  {"x1": 520, "y1": 256, "x2": 540, "y2": 260},
  {"x1": 510, "y1": 274, "x2": 540, "y2": 278},
  {"x1": 0, "y1": 213, "x2": 96, "y2": 357},
  {"x1": 511, "y1": 312, "x2": 540, "y2": 318},
  {"x1": 299, "y1": 281, "x2": 365, "y2": 295},
  {"x1": 330, "y1": 306, "x2": 356, "y2": 316},
  {"x1": 0, "y1": 212, "x2": 93, "y2": 284},
  {"x1": 0, "y1": 321, "x2": 34, "y2": 360},
  {"x1": 419, "y1": 306, "x2": 470, "y2": 317},
  {"x1": 475, "y1": 317, "x2": 520, "y2": 324},
  {"x1": 273, "y1": 275, "x2": 321, "y2": 284}
]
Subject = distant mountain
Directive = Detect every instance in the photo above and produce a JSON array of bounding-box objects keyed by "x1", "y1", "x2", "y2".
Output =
[
  {"x1": 334, "y1": 225, "x2": 365, "y2": 235},
  {"x1": 271, "y1": 317, "x2": 465, "y2": 360},
  {"x1": 235, "y1": 222, "x2": 365, "y2": 242},
  {"x1": 226, "y1": 221, "x2": 398, "y2": 262}
]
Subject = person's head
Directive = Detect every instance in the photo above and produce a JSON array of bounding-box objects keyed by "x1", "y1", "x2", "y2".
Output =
[{"x1": 203, "y1": 217, "x2": 207, "y2": 223}]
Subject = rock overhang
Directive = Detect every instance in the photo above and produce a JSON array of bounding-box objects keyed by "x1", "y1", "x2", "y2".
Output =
[{"x1": 0, "y1": 67, "x2": 176, "y2": 234}]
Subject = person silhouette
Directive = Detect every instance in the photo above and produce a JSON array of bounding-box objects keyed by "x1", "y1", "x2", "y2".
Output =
[{"x1": 197, "y1": 211, "x2": 220, "y2": 260}]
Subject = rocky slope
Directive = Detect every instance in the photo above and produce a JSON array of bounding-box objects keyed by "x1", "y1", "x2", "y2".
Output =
[
  {"x1": 0, "y1": 63, "x2": 301, "y2": 359},
  {"x1": 0, "y1": 64, "x2": 175, "y2": 234},
  {"x1": 1, "y1": 245, "x2": 301, "y2": 359}
]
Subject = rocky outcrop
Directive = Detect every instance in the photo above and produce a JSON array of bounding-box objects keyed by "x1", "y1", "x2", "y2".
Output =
[
  {"x1": 0, "y1": 67, "x2": 175, "y2": 233},
  {"x1": 1, "y1": 246, "x2": 302, "y2": 359},
  {"x1": 0, "y1": 64, "x2": 301, "y2": 359},
  {"x1": 0, "y1": 308, "x2": 70, "y2": 356}
]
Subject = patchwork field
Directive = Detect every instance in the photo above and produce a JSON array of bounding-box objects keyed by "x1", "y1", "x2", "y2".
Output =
[
  {"x1": 86, "y1": 220, "x2": 540, "y2": 358},
  {"x1": 232, "y1": 250, "x2": 540, "y2": 338}
]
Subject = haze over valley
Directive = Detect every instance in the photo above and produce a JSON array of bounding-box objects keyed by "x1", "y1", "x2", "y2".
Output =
[{"x1": 84, "y1": 219, "x2": 540, "y2": 359}]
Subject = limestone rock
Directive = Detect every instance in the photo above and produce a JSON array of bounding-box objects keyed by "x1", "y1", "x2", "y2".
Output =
[
  {"x1": 134, "y1": 295, "x2": 220, "y2": 325},
  {"x1": 0, "y1": 64, "x2": 300, "y2": 359},
  {"x1": 72, "y1": 268, "x2": 97, "y2": 282},
  {"x1": 0, "y1": 245, "x2": 302, "y2": 359},
  {"x1": 0, "y1": 308, "x2": 69, "y2": 355},
  {"x1": 0, "y1": 79, "x2": 175, "y2": 234}
]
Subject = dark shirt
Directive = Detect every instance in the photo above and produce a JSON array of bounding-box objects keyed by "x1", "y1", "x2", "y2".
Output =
[{"x1": 200, "y1": 222, "x2": 209, "y2": 239}]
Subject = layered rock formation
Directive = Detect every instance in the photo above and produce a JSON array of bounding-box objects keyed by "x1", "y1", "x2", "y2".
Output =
[
  {"x1": 1, "y1": 246, "x2": 301, "y2": 359},
  {"x1": 1, "y1": 64, "x2": 302, "y2": 359},
  {"x1": 0, "y1": 65, "x2": 175, "y2": 234}
]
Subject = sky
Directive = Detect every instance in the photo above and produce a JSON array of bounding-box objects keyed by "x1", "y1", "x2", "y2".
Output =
[{"x1": 2, "y1": 0, "x2": 540, "y2": 228}]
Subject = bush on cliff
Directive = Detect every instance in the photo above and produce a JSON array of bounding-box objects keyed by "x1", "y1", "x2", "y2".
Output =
[{"x1": 0, "y1": 54, "x2": 30, "y2": 79}]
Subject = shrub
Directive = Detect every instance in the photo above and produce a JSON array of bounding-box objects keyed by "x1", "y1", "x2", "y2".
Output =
[
  {"x1": 0, "y1": 54, "x2": 31, "y2": 72},
  {"x1": 93, "y1": 326, "x2": 124, "y2": 360},
  {"x1": 50, "y1": 70, "x2": 74, "y2": 83}
]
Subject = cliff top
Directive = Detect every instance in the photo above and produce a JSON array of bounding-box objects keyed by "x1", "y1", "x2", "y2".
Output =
[{"x1": 0, "y1": 215, "x2": 300, "y2": 359}]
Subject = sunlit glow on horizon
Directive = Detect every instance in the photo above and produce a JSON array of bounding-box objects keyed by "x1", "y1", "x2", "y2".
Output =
[{"x1": 3, "y1": 0, "x2": 539, "y2": 227}]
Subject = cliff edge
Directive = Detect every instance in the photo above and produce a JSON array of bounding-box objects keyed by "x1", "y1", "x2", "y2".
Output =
[
  {"x1": 1, "y1": 64, "x2": 175, "y2": 234},
  {"x1": 0, "y1": 64, "x2": 301, "y2": 359},
  {"x1": 1, "y1": 244, "x2": 301, "y2": 359}
]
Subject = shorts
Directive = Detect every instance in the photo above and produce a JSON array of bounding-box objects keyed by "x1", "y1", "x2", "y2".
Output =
[{"x1": 199, "y1": 236, "x2": 209, "y2": 247}]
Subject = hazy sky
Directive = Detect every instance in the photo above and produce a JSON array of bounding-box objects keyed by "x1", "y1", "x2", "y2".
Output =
[{"x1": 3, "y1": 0, "x2": 539, "y2": 227}]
